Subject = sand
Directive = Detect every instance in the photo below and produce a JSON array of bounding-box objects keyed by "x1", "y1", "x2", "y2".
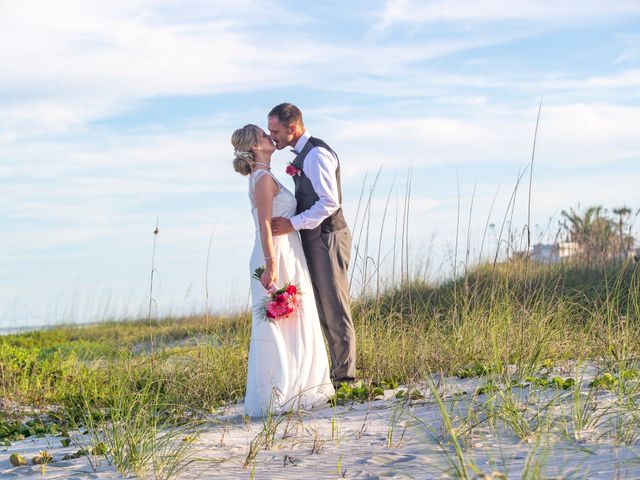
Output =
[{"x1": 3, "y1": 363, "x2": 640, "y2": 479}]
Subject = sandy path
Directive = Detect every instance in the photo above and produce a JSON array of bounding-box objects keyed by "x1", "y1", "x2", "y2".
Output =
[{"x1": 3, "y1": 366, "x2": 640, "y2": 478}]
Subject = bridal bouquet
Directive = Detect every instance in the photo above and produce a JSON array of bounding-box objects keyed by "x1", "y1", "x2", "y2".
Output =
[{"x1": 252, "y1": 266, "x2": 301, "y2": 321}]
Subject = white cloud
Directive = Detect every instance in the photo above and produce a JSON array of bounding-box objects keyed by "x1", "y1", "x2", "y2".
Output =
[
  {"x1": 379, "y1": 0, "x2": 640, "y2": 26},
  {"x1": 1, "y1": 0, "x2": 637, "y2": 147},
  {"x1": 1, "y1": 1, "x2": 639, "y2": 326},
  {"x1": 536, "y1": 103, "x2": 640, "y2": 164},
  {"x1": 330, "y1": 102, "x2": 640, "y2": 176},
  {"x1": 0, "y1": 99, "x2": 119, "y2": 139},
  {"x1": 537, "y1": 69, "x2": 640, "y2": 91},
  {"x1": 614, "y1": 33, "x2": 640, "y2": 64},
  {"x1": 0, "y1": 1, "x2": 313, "y2": 140},
  {"x1": 0, "y1": 0, "x2": 329, "y2": 99},
  {"x1": 2, "y1": 99, "x2": 636, "y2": 261}
]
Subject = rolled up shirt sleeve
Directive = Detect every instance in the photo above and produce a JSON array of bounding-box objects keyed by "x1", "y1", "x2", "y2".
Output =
[{"x1": 289, "y1": 147, "x2": 340, "y2": 231}]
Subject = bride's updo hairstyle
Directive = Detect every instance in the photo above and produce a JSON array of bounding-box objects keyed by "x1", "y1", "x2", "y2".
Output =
[{"x1": 231, "y1": 124, "x2": 261, "y2": 176}]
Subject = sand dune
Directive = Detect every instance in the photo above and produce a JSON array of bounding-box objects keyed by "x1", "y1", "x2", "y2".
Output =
[{"x1": 3, "y1": 364, "x2": 640, "y2": 478}]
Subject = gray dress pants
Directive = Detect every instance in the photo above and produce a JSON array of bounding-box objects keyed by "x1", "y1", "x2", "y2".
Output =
[{"x1": 300, "y1": 226, "x2": 356, "y2": 381}]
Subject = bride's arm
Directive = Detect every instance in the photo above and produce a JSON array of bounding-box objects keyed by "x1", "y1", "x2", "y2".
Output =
[{"x1": 254, "y1": 174, "x2": 279, "y2": 289}]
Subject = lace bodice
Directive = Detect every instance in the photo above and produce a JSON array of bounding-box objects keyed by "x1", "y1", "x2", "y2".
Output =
[{"x1": 249, "y1": 170, "x2": 296, "y2": 227}]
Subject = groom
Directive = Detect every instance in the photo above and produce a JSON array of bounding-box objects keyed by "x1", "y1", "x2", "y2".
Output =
[{"x1": 268, "y1": 103, "x2": 356, "y2": 388}]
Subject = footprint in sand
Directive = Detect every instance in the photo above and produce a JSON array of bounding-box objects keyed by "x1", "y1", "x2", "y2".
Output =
[{"x1": 363, "y1": 453, "x2": 418, "y2": 466}]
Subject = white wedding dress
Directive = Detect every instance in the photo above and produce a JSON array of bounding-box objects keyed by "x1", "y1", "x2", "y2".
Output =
[{"x1": 244, "y1": 169, "x2": 334, "y2": 417}]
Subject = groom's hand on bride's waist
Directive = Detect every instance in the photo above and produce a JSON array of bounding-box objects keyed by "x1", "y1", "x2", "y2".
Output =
[{"x1": 271, "y1": 217, "x2": 294, "y2": 236}]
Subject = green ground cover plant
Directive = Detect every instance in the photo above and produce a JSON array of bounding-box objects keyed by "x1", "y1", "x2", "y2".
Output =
[
  {"x1": 2, "y1": 259, "x2": 640, "y2": 478},
  {"x1": 1, "y1": 261, "x2": 639, "y2": 414}
]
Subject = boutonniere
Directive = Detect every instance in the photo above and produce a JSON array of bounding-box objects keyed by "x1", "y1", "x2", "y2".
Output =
[{"x1": 285, "y1": 162, "x2": 301, "y2": 176}]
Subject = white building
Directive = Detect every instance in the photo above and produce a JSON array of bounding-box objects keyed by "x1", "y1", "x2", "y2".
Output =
[{"x1": 517, "y1": 241, "x2": 580, "y2": 264}]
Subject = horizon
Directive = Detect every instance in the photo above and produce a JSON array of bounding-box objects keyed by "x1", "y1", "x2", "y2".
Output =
[{"x1": 2, "y1": 1, "x2": 640, "y2": 328}]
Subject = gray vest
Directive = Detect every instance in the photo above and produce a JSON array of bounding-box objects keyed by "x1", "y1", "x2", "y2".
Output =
[{"x1": 291, "y1": 136, "x2": 348, "y2": 235}]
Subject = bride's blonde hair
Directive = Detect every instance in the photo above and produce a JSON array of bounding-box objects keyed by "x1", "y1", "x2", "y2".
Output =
[{"x1": 231, "y1": 124, "x2": 260, "y2": 176}]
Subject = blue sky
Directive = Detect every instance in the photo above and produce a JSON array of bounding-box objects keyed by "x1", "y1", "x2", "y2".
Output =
[{"x1": 1, "y1": 0, "x2": 640, "y2": 327}]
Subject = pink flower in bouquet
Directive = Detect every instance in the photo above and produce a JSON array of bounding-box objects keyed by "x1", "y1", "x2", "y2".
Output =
[
  {"x1": 260, "y1": 280, "x2": 302, "y2": 321},
  {"x1": 266, "y1": 299, "x2": 285, "y2": 319},
  {"x1": 284, "y1": 292, "x2": 295, "y2": 308},
  {"x1": 266, "y1": 301, "x2": 279, "y2": 319},
  {"x1": 285, "y1": 163, "x2": 301, "y2": 176}
]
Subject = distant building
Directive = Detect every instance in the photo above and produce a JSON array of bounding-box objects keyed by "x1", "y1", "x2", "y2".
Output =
[
  {"x1": 530, "y1": 243, "x2": 558, "y2": 264},
  {"x1": 515, "y1": 241, "x2": 581, "y2": 264},
  {"x1": 558, "y1": 241, "x2": 580, "y2": 259}
]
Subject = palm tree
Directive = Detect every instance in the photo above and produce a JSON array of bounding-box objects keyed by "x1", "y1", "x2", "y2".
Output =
[
  {"x1": 613, "y1": 206, "x2": 632, "y2": 256},
  {"x1": 560, "y1": 205, "x2": 604, "y2": 243},
  {"x1": 560, "y1": 206, "x2": 615, "y2": 264}
]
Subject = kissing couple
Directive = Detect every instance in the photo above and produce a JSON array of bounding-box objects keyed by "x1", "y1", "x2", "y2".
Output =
[{"x1": 231, "y1": 103, "x2": 356, "y2": 417}]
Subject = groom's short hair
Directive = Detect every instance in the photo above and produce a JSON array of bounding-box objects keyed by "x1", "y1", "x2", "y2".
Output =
[{"x1": 268, "y1": 103, "x2": 304, "y2": 128}]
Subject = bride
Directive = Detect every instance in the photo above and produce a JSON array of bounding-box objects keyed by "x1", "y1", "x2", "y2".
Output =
[{"x1": 231, "y1": 124, "x2": 334, "y2": 417}]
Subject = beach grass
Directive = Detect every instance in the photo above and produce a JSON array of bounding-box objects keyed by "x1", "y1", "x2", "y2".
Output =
[
  {"x1": 1, "y1": 260, "x2": 638, "y2": 415},
  {"x1": 1, "y1": 259, "x2": 640, "y2": 477}
]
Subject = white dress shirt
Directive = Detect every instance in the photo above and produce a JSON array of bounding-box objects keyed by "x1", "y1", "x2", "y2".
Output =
[{"x1": 289, "y1": 131, "x2": 341, "y2": 231}]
